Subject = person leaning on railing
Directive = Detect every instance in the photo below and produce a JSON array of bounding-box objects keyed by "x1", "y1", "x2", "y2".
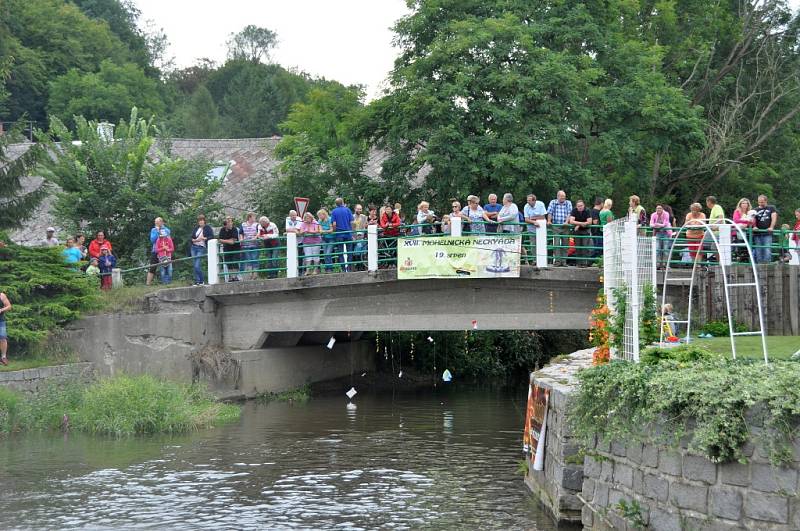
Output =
[
  {"x1": 753, "y1": 194, "x2": 778, "y2": 264},
  {"x1": 461, "y1": 195, "x2": 485, "y2": 234},
  {"x1": 351, "y1": 204, "x2": 368, "y2": 271},
  {"x1": 568, "y1": 199, "x2": 592, "y2": 266},
  {"x1": 257, "y1": 216, "x2": 280, "y2": 279},
  {"x1": 524, "y1": 194, "x2": 546, "y2": 264},
  {"x1": 497, "y1": 193, "x2": 520, "y2": 234},
  {"x1": 318, "y1": 208, "x2": 335, "y2": 273},
  {"x1": 190, "y1": 214, "x2": 214, "y2": 285},
  {"x1": 483, "y1": 193, "x2": 502, "y2": 233},
  {"x1": 217, "y1": 216, "x2": 241, "y2": 282},
  {"x1": 547, "y1": 190, "x2": 572, "y2": 266},
  {"x1": 240, "y1": 212, "x2": 260, "y2": 281},
  {"x1": 416, "y1": 201, "x2": 437, "y2": 235},
  {"x1": 684, "y1": 203, "x2": 706, "y2": 261},
  {"x1": 298, "y1": 212, "x2": 322, "y2": 275},
  {"x1": 650, "y1": 204, "x2": 673, "y2": 269},
  {"x1": 379, "y1": 204, "x2": 401, "y2": 267}
]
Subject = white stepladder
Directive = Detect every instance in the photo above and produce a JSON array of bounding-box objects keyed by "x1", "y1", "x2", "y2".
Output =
[{"x1": 659, "y1": 219, "x2": 768, "y2": 363}]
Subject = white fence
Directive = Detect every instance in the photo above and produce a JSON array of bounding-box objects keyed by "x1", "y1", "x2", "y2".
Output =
[{"x1": 602, "y1": 217, "x2": 657, "y2": 362}]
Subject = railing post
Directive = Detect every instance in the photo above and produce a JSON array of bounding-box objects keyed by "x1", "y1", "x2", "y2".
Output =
[
  {"x1": 535, "y1": 220, "x2": 548, "y2": 268},
  {"x1": 368, "y1": 224, "x2": 378, "y2": 271},
  {"x1": 286, "y1": 232, "x2": 298, "y2": 278},
  {"x1": 207, "y1": 238, "x2": 219, "y2": 285},
  {"x1": 719, "y1": 224, "x2": 732, "y2": 266},
  {"x1": 451, "y1": 216, "x2": 462, "y2": 237},
  {"x1": 111, "y1": 268, "x2": 123, "y2": 289}
]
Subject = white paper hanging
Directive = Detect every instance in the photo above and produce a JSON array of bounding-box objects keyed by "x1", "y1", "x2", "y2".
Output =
[
  {"x1": 442, "y1": 369, "x2": 452, "y2": 382},
  {"x1": 398, "y1": 370, "x2": 403, "y2": 378},
  {"x1": 427, "y1": 336, "x2": 434, "y2": 342},
  {"x1": 345, "y1": 387, "x2": 357, "y2": 399},
  {"x1": 327, "y1": 337, "x2": 336, "y2": 349}
]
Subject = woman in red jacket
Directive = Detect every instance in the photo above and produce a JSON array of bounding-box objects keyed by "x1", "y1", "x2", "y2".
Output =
[
  {"x1": 379, "y1": 204, "x2": 401, "y2": 267},
  {"x1": 88, "y1": 231, "x2": 112, "y2": 260}
]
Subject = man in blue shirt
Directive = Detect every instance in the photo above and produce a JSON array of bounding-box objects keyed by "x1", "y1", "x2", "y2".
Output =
[
  {"x1": 547, "y1": 190, "x2": 573, "y2": 266},
  {"x1": 483, "y1": 193, "x2": 502, "y2": 233},
  {"x1": 331, "y1": 197, "x2": 354, "y2": 272}
]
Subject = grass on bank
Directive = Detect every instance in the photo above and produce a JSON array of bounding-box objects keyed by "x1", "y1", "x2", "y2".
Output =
[
  {"x1": 693, "y1": 336, "x2": 799, "y2": 361},
  {"x1": 87, "y1": 281, "x2": 192, "y2": 314},
  {"x1": 258, "y1": 384, "x2": 311, "y2": 403},
  {"x1": 0, "y1": 374, "x2": 240, "y2": 436},
  {"x1": 0, "y1": 341, "x2": 78, "y2": 372}
]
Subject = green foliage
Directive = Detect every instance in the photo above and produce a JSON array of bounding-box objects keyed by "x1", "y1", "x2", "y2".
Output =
[
  {"x1": 255, "y1": 83, "x2": 370, "y2": 220},
  {"x1": 41, "y1": 109, "x2": 222, "y2": 264},
  {"x1": 0, "y1": 375, "x2": 241, "y2": 436},
  {"x1": 640, "y1": 344, "x2": 715, "y2": 365},
  {"x1": 609, "y1": 287, "x2": 627, "y2": 353},
  {"x1": 615, "y1": 500, "x2": 646, "y2": 530},
  {"x1": 207, "y1": 61, "x2": 312, "y2": 138},
  {"x1": 47, "y1": 60, "x2": 165, "y2": 127},
  {"x1": 700, "y1": 320, "x2": 748, "y2": 338},
  {"x1": 74, "y1": 374, "x2": 239, "y2": 436},
  {"x1": 259, "y1": 384, "x2": 311, "y2": 403},
  {"x1": 0, "y1": 130, "x2": 48, "y2": 230},
  {"x1": 639, "y1": 284, "x2": 659, "y2": 347},
  {"x1": 0, "y1": 240, "x2": 99, "y2": 350},
  {"x1": 1, "y1": 0, "x2": 135, "y2": 122},
  {"x1": 378, "y1": 330, "x2": 587, "y2": 380},
  {"x1": 571, "y1": 358, "x2": 800, "y2": 465}
]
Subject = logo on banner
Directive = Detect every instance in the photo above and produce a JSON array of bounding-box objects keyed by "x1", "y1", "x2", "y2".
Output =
[{"x1": 294, "y1": 197, "x2": 310, "y2": 217}]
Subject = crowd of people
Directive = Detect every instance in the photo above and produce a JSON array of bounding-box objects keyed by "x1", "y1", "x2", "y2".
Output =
[{"x1": 37, "y1": 191, "x2": 800, "y2": 286}]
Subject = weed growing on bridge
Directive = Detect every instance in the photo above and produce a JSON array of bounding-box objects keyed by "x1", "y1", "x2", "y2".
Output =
[
  {"x1": 571, "y1": 355, "x2": 800, "y2": 465},
  {"x1": 0, "y1": 375, "x2": 240, "y2": 436}
]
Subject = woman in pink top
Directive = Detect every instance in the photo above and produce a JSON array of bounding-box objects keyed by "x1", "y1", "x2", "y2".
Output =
[
  {"x1": 732, "y1": 198, "x2": 755, "y2": 261},
  {"x1": 650, "y1": 204, "x2": 672, "y2": 268},
  {"x1": 298, "y1": 212, "x2": 322, "y2": 275}
]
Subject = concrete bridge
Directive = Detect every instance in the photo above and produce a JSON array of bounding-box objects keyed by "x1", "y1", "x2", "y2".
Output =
[{"x1": 64, "y1": 266, "x2": 601, "y2": 397}]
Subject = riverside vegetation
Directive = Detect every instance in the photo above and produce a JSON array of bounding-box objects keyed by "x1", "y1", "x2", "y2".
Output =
[
  {"x1": 571, "y1": 345, "x2": 800, "y2": 466},
  {"x1": 0, "y1": 374, "x2": 240, "y2": 436}
]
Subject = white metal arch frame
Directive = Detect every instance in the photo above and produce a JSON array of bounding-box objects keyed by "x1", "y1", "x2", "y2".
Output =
[{"x1": 659, "y1": 218, "x2": 768, "y2": 363}]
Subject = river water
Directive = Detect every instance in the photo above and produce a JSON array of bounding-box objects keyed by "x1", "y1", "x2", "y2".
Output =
[{"x1": 0, "y1": 386, "x2": 568, "y2": 530}]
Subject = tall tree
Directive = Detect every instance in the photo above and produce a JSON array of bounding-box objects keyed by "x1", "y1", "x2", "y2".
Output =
[
  {"x1": 41, "y1": 108, "x2": 223, "y2": 263},
  {"x1": 255, "y1": 83, "x2": 369, "y2": 219},
  {"x1": 183, "y1": 85, "x2": 220, "y2": 138},
  {"x1": 226, "y1": 25, "x2": 278, "y2": 63},
  {"x1": 2, "y1": 0, "x2": 135, "y2": 123},
  {"x1": 47, "y1": 60, "x2": 166, "y2": 127},
  {"x1": 0, "y1": 130, "x2": 47, "y2": 230}
]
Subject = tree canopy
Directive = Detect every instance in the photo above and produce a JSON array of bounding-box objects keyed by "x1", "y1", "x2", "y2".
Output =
[{"x1": 41, "y1": 109, "x2": 223, "y2": 264}]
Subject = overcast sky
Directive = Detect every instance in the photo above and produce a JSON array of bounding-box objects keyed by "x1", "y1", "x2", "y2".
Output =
[
  {"x1": 135, "y1": 0, "x2": 800, "y2": 101},
  {"x1": 134, "y1": 0, "x2": 409, "y2": 100}
]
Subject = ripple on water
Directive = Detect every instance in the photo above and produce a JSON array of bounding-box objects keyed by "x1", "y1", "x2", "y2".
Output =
[{"x1": 0, "y1": 388, "x2": 570, "y2": 530}]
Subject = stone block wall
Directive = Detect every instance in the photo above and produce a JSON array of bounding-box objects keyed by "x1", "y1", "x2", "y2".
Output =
[
  {"x1": 524, "y1": 348, "x2": 594, "y2": 523},
  {"x1": 0, "y1": 362, "x2": 95, "y2": 394},
  {"x1": 525, "y1": 349, "x2": 800, "y2": 531},
  {"x1": 580, "y1": 437, "x2": 800, "y2": 530}
]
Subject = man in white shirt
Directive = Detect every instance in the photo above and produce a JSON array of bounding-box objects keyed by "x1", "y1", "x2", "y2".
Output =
[
  {"x1": 42, "y1": 227, "x2": 59, "y2": 247},
  {"x1": 524, "y1": 194, "x2": 547, "y2": 264}
]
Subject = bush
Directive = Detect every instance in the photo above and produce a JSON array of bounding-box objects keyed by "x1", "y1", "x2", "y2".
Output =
[
  {"x1": 699, "y1": 320, "x2": 747, "y2": 337},
  {"x1": 640, "y1": 344, "x2": 715, "y2": 365},
  {"x1": 0, "y1": 375, "x2": 240, "y2": 437},
  {"x1": 571, "y1": 358, "x2": 800, "y2": 464},
  {"x1": 0, "y1": 237, "x2": 99, "y2": 352}
]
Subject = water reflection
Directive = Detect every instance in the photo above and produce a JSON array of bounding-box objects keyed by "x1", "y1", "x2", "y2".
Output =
[{"x1": 0, "y1": 386, "x2": 567, "y2": 530}]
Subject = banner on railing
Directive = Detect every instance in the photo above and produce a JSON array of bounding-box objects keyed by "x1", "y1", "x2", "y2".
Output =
[{"x1": 397, "y1": 234, "x2": 521, "y2": 279}]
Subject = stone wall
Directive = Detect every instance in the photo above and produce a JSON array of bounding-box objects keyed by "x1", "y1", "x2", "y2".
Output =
[
  {"x1": 524, "y1": 349, "x2": 593, "y2": 523},
  {"x1": 581, "y1": 436, "x2": 800, "y2": 530},
  {"x1": 0, "y1": 362, "x2": 95, "y2": 394},
  {"x1": 526, "y1": 351, "x2": 800, "y2": 531}
]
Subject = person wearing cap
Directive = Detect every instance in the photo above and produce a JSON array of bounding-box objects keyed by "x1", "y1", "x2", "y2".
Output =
[
  {"x1": 98, "y1": 245, "x2": 116, "y2": 290},
  {"x1": 0, "y1": 291, "x2": 11, "y2": 366},
  {"x1": 88, "y1": 231, "x2": 112, "y2": 260},
  {"x1": 86, "y1": 257, "x2": 101, "y2": 279},
  {"x1": 147, "y1": 217, "x2": 170, "y2": 285},
  {"x1": 42, "y1": 227, "x2": 59, "y2": 247}
]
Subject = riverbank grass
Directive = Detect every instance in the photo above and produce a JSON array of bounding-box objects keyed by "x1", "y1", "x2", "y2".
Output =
[
  {"x1": 0, "y1": 342, "x2": 78, "y2": 372},
  {"x1": 0, "y1": 374, "x2": 240, "y2": 436},
  {"x1": 258, "y1": 384, "x2": 311, "y2": 403}
]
